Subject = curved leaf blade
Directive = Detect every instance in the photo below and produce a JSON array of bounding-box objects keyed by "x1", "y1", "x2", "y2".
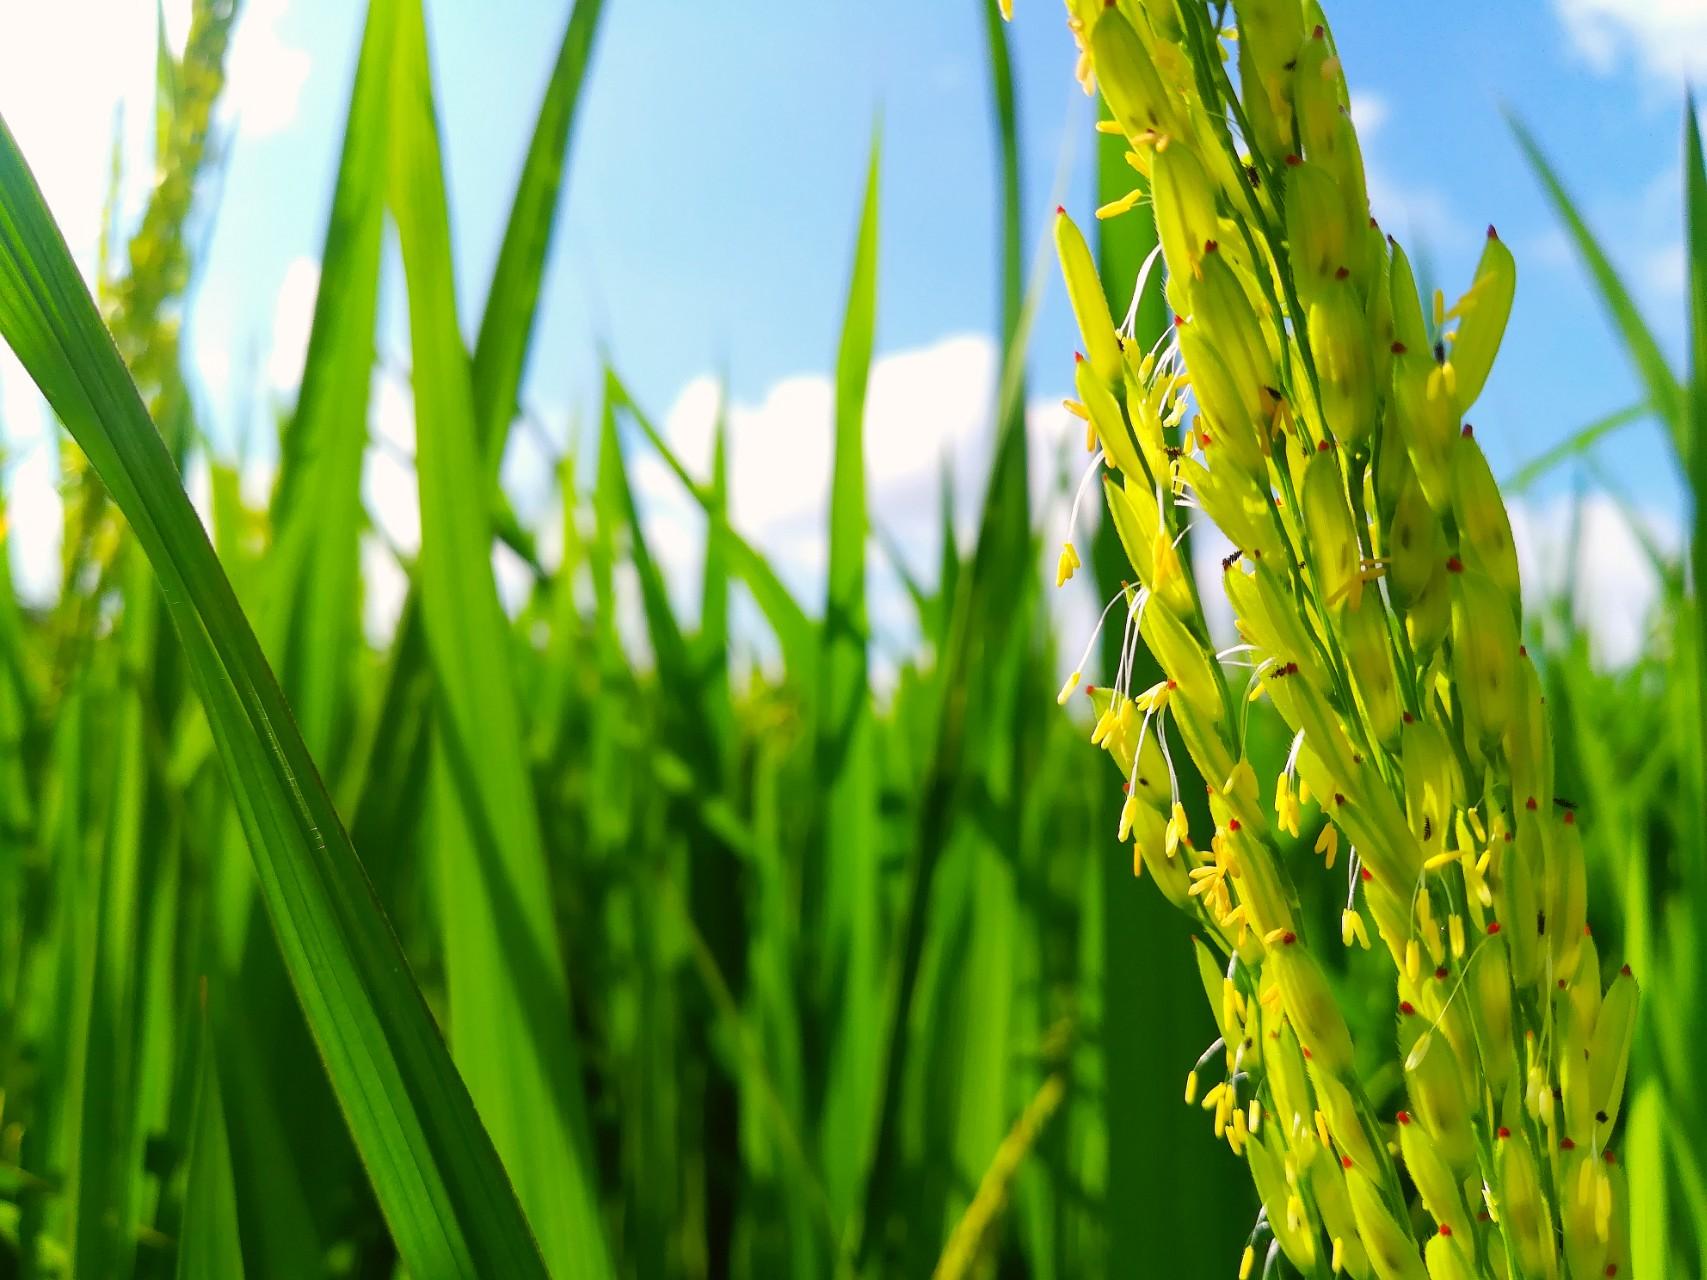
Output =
[{"x1": 0, "y1": 88, "x2": 548, "y2": 1280}]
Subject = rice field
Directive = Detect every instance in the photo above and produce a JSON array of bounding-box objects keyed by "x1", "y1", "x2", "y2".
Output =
[{"x1": 0, "y1": 1, "x2": 1699, "y2": 1277}]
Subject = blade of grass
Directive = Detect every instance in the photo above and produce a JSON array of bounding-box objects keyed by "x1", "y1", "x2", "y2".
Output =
[
  {"x1": 1685, "y1": 94, "x2": 1707, "y2": 841},
  {"x1": 607, "y1": 367, "x2": 817, "y2": 678},
  {"x1": 346, "y1": 0, "x2": 609, "y2": 899},
  {"x1": 1680, "y1": 93, "x2": 1707, "y2": 1278},
  {"x1": 471, "y1": 0, "x2": 604, "y2": 480},
  {"x1": 814, "y1": 135, "x2": 882, "y2": 1240},
  {"x1": 1503, "y1": 402, "x2": 1647, "y2": 493},
  {"x1": 0, "y1": 72, "x2": 550, "y2": 1280},
  {"x1": 387, "y1": 3, "x2": 612, "y2": 1274},
  {"x1": 211, "y1": 0, "x2": 404, "y2": 1260},
  {"x1": 1512, "y1": 116, "x2": 1686, "y2": 456},
  {"x1": 175, "y1": 995, "x2": 245, "y2": 1280}
]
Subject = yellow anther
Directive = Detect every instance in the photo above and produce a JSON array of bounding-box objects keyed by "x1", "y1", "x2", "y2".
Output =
[
  {"x1": 1449, "y1": 914, "x2": 1466, "y2": 959},
  {"x1": 1056, "y1": 669, "x2": 1081, "y2": 706},
  {"x1": 1096, "y1": 188, "x2": 1144, "y2": 220},
  {"x1": 1118, "y1": 793, "x2": 1140, "y2": 843},
  {"x1": 1056, "y1": 540, "x2": 1082, "y2": 588},
  {"x1": 1166, "y1": 801, "x2": 1190, "y2": 856},
  {"x1": 1135, "y1": 679, "x2": 1172, "y2": 714},
  {"x1": 1314, "y1": 823, "x2": 1339, "y2": 869},
  {"x1": 1341, "y1": 909, "x2": 1370, "y2": 950}
]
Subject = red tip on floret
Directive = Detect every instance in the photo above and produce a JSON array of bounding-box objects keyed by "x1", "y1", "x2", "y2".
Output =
[
  {"x1": 1462, "y1": 423, "x2": 1475, "y2": 437},
  {"x1": 1561, "y1": 1137, "x2": 1577, "y2": 1150},
  {"x1": 1439, "y1": 1224, "x2": 1453, "y2": 1238},
  {"x1": 1055, "y1": 204, "x2": 1066, "y2": 216},
  {"x1": 1604, "y1": 1150, "x2": 1618, "y2": 1165},
  {"x1": 1360, "y1": 867, "x2": 1373, "y2": 883},
  {"x1": 1497, "y1": 1126, "x2": 1511, "y2": 1139},
  {"x1": 1488, "y1": 921, "x2": 1502, "y2": 935},
  {"x1": 1281, "y1": 930, "x2": 1297, "y2": 945},
  {"x1": 1317, "y1": 439, "x2": 1331, "y2": 452},
  {"x1": 1341, "y1": 1155, "x2": 1353, "y2": 1169},
  {"x1": 1173, "y1": 314, "x2": 1186, "y2": 328},
  {"x1": 1312, "y1": 24, "x2": 1325, "y2": 38},
  {"x1": 1228, "y1": 818, "x2": 1242, "y2": 832},
  {"x1": 1446, "y1": 556, "x2": 1464, "y2": 574},
  {"x1": 1205, "y1": 239, "x2": 1219, "y2": 253},
  {"x1": 1488, "y1": 224, "x2": 1500, "y2": 240},
  {"x1": 1434, "y1": 966, "x2": 1449, "y2": 982},
  {"x1": 1526, "y1": 797, "x2": 1538, "y2": 811},
  {"x1": 1396, "y1": 1110, "x2": 1411, "y2": 1124},
  {"x1": 1399, "y1": 1000, "x2": 1417, "y2": 1016},
  {"x1": 1334, "y1": 265, "x2": 1350, "y2": 280},
  {"x1": 1284, "y1": 154, "x2": 1302, "y2": 167},
  {"x1": 1391, "y1": 341, "x2": 1407, "y2": 354},
  {"x1": 1621, "y1": 963, "x2": 1633, "y2": 977},
  {"x1": 1565, "y1": 811, "x2": 1576, "y2": 825}
]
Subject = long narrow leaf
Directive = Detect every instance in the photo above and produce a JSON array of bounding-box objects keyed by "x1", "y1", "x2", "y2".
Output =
[
  {"x1": 175, "y1": 1003, "x2": 245, "y2": 1280},
  {"x1": 815, "y1": 138, "x2": 882, "y2": 1236},
  {"x1": 387, "y1": 3, "x2": 612, "y2": 1275},
  {"x1": 1512, "y1": 117, "x2": 1686, "y2": 453},
  {"x1": 0, "y1": 79, "x2": 549, "y2": 1280},
  {"x1": 471, "y1": 0, "x2": 604, "y2": 477}
]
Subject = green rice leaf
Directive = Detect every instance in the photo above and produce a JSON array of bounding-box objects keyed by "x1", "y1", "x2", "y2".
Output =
[
  {"x1": 815, "y1": 135, "x2": 882, "y2": 1234},
  {"x1": 0, "y1": 55, "x2": 549, "y2": 1280},
  {"x1": 175, "y1": 1000, "x2": 246, "y2": 1280},
  {"x1": 1503, "y1": 402, "x2": 1647, "y2": 493},
  {"x1": 608, "y1": 367, "x2": 816, "y2": 678},
  {"x1": 387, "y1": 1, "x2": 611, "y2": 1274},
  {"x1": 471, "y1": 0, "x2": 604, "y2": 476},
  {"x1": 1685, "y1": 96, "x2": 1707, "y2": 783},
  {"x1": 1512, "y1": 116, "x2": 1687, "y2": 455}
]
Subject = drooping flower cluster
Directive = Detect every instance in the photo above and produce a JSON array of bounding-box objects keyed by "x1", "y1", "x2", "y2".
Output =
[{"x1": 1046, "y1": 3, "x2": 1639, "y2": 1277}]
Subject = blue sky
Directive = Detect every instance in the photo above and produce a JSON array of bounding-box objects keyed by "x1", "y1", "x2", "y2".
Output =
[{"x1": 0, "y1": 0, "x2": 1700, "y2": 658}]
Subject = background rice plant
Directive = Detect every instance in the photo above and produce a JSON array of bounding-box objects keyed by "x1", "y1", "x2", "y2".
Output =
[{"x1": 0, "y1": 0, "x2": 1696, "y2": 1277}]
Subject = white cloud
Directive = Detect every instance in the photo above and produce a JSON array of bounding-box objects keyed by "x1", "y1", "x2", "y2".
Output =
[
  {"x1": 1555, "y1": 0, "x2": 1707, "y2": 83},
  {"x1": 1346, "y1": 87, "x2": 1470, "y2": 254},
  {"x1": 267, "y1": 255, "x2": 321, "y2": 390},
  {"x1": 1348, "y1": 91, "x2": 1390, "y2": 138},
  {"x1": 1, "y1": 349, "x2": 60, "y2": 607},
  {"x1": 223, "y1": 0, "x2": 312, "y2": 139},
  {"x1": 1365, "y1": 165, "x2": 1471, "y2": 256},
  {"x1": 0, "y1": 1, "x2": 159, "y2": 275},
  {"x1": 1508, "y1": 491, "x2": 1680, "y2": 667},
  {"x1": 365, "y1": 369, "x2": 419, "y2": 558},
  {"x1": 635, "y1": 334, "x2": 1092, "y2": 677}
]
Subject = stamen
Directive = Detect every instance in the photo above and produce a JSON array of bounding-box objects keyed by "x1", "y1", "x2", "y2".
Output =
[
  {"x1": 1065, "y1": 583, "x2": 1139, "y2": 700},
  {"x1": 1065, "y1": 448, "x2": 1107, "y2": 545},
  {"x1": 1121, "y1": 240, "x2": 1166, "y2": 338}
]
